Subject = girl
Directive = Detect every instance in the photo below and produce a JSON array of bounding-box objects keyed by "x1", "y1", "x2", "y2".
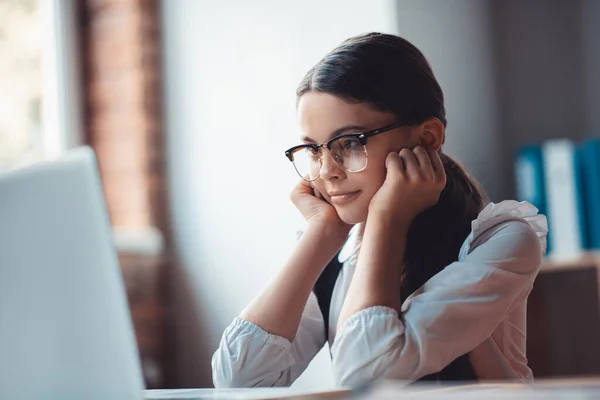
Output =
[{"x1": 211, "y1": 32, "x2": 547, "y2": 388}]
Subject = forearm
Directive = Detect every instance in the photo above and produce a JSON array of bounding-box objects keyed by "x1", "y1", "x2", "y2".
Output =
[
  {"x1": 240, "y1": 221, "x2": 347, "y2": 341},
  {"x1": 337, "y1": 215, "x2": 409, "y2": 329}
]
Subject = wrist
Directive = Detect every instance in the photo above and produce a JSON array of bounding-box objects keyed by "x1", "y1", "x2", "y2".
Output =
[
  {"x1": 292, "y1": 220, "x2": 349, "y2": 275},
  {"x1": 366, "y1": 210, "x2": 412, "y2": 234},
  {"x1": 305, "y1": 218, "x2": 350, "y2": 247}
]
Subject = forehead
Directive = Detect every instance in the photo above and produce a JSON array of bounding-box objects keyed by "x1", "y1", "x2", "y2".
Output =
[{"x1": 297, "y1": 92, "x2": 394, "y2": 139}]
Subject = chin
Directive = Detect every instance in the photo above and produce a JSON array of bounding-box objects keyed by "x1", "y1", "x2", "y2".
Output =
[{"x1": 335, "y1": 205, "x2": 368, "y2": 225}]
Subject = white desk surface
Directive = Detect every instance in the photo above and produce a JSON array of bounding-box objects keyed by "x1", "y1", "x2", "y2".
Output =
[
  {"x1": 145, "y1": 378, "x2": 600, "y2": 399},
  {"x1": 145, "y1": 387, "x2": 349, "y2": 399}
]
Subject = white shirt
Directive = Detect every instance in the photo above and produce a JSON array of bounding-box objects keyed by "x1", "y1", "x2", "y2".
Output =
[{"x1": 211, "y1": 200, "x2": 548, "y2": 388}]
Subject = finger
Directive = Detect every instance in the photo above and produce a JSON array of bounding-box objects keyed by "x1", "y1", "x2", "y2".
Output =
[
  {"x1": 294, "y1": 179, "x2": 314, "y2": 196},
  {"x1": 385, "y1": 152, "x2": 406, "y2": 181},
  {"x1": 399, "y1": 148, "x2": 419, "y2": 179},
  {"x1": 300, "y1": 179, "x2": 312, "y2": 190},
  {"x1": 314, "y1": 187, "x2": 323, "y2": 200},
  {"x1": 309, "y1": 182, "x2": 329, "y2": 200},
  {"x1": 427, "y1": 148, "x2": 445, "y2": 179},
  {"x1": 413, "y1": 146, "x2": 433, "y2": 176}
]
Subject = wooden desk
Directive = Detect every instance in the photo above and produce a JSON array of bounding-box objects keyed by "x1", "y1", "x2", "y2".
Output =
[{"x1": 527, "y1": 254, "x2": 600, "y2": 377}]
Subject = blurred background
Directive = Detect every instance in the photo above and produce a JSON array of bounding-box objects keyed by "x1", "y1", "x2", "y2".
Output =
[{"x1": 2, "y1": 0, "x2": 600, "y2": 391}]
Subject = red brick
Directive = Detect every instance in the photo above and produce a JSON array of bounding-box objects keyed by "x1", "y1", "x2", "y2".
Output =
[{"x1": 80, "y1": 0, "x2": 167, "y2": 387}]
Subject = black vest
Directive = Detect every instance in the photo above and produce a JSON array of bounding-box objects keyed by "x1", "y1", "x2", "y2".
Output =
[{"x1": 313, "y1": 252, "x2": 477, "y2": 383}]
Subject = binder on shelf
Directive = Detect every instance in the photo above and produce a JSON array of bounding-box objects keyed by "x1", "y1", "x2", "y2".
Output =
[
  {"x1": 542, "y1": 139, "x2": 587, "y2": 258},
  {"x1": 580, "y1": 138, "x2": 600, "y2": 250},
  {"x1": 515, "y1": 145, "x2": 549, "y2": 252},
  {"x1": 515, "y1": 145, "x2": 547, "y2": 214}
]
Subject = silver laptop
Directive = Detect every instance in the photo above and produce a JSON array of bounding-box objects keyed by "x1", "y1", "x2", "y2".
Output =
[{"x1": 0, "y1": 147, "x2": 145, "y2": 400}]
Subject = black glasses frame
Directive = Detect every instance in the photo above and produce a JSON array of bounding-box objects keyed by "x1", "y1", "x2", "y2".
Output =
[{"x1": 284, "y1": 122, "x2": 403, "y2": 163}]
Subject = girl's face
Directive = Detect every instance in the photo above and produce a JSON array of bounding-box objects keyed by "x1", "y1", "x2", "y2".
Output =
[{"x1": 297, "y1": 91, "x2": 421, "y2": 225}]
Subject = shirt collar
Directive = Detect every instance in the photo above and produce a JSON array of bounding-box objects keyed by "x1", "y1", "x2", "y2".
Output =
[{"x1": 338, "y1": 224, "x2": 362, "y2": 264}]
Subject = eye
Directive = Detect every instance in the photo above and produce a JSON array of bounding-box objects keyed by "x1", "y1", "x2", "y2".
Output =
[
  {"x1": 303, "y1": 146, "x2": 319, "y2": 159},
  {"x1": 342, "y1": 137, "x2": 361, "y2": 151}
]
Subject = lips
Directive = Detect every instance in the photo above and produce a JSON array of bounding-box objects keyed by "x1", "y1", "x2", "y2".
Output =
[{"x1": 328, "y1": 190, "x2": 361, "y2": 205}]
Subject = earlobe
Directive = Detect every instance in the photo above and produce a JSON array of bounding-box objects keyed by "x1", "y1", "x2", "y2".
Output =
[{"x1": 418, "y1": 118, "x2": 445, "y2": 151}]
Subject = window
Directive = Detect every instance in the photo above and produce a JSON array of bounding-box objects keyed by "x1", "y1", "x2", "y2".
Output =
[
  {"x1": 0, "y1": 0, "x2": 82, "y2": 172},
  {"x1": 0, "y1": 0, "x2": 43, "y2": 170}
]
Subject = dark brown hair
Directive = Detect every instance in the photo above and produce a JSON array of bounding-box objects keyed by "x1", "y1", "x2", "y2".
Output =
[{"x1": 297, "y1": 32, "x2": 488, "y2": 301}]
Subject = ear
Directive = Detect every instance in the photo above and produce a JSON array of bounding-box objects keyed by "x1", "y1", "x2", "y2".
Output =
[{"x1": 417, "y1": 118, "x2": 445, "y2": 151}]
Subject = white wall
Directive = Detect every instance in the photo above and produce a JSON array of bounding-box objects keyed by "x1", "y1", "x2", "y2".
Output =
[{"x1": 161, "y1": 0, "x2": 398, "y2": 389}]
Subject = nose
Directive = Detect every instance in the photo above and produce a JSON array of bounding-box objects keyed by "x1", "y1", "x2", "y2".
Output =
[{"x1": 319, "y1": 147, "x2": 344, "y2": 181}]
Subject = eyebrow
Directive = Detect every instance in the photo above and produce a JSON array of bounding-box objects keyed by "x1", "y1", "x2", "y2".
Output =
[{"x1": 301, "y1": 124, "x2": 367, "y2": 143}]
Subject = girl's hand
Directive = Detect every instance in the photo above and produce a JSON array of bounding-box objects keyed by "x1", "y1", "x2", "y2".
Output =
[
  {"x1": 291, "y1": 179, "x2": 352, "y2": 236},
  {"x1": 368, "y1": 146, "x2": 446, "y2": 224}
]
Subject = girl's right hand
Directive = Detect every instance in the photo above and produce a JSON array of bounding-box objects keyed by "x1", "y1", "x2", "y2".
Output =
[{"x1": 290, "y1": 180, "x2": 352, "y2": 236}]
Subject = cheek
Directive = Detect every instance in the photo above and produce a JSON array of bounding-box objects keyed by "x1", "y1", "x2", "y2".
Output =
[
  {"x1": 361, "y1": 155, "x2": 388, "y2": 191},
  {"x1": 311, "y1": 181, "x2": 327, "y2": 197},
  {"x1": 349, "y1": 162, "x2": 387, "y2": 208}
]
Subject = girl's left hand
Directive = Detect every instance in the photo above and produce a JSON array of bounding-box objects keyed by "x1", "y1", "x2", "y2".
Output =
[{"x1": 368, "y1": 146, "x2": 446, "y2": 224}]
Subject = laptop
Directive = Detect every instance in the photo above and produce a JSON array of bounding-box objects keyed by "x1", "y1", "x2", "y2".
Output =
[{"x1": 0, "y1": 147, "x2": 145, "y2": 399}]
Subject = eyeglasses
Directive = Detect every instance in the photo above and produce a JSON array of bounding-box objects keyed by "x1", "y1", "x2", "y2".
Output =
[{"x1": 284, "y1": 122, "x2": 403, "y2": 182}]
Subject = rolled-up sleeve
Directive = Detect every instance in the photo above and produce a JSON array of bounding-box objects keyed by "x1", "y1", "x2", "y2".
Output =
[
  {"x1": 212, "y1": 292, "x2": 326, "y2": 388},
  {"x1": 331, "y1": 219, "x2": 544, "y2": 387}
]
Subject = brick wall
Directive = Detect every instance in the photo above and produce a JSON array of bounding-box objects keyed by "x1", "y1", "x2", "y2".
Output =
[
  {"x1": 81, "y1": 0, "x2": 167, "y2": 234},
  {"x1": 78, "y1": 0, "x2": 169, "y2": 389}
]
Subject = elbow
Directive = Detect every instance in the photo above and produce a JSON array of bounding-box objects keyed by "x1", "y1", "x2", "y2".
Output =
[
  {"x1": 331, "y1": 327, "x2": 431, "y2": 388},
  {"x1": 332, "y1": 364, "x2": 371, "y2": 389},
  {"x1": 211, "y1": 349, "x2": 289, "y2": 388},
  {"x1": 332, "y1": 349, "x2": 429, "y2": 389},
  {"x1": 331, "y1": 344, "x2": 400, "y2": 389},
  {"x1": 211, "y1": 349, "x2": 256, "y2": 388},
  {"x1": 212, "y1": 370, "x2": 242, "y2": 389},
  {"x1": 331, "y1": 308, "x2": 411, "y2": 388},
  {"x1": 332, "y1": 354, "x2": 404, "y2": 389},
  {"x1": 213, "y1": 375, "x2": 240, "y2": 389},
  {"x1": 211, "y1": 317, "x2": 297, "y2": 388},
  {"x1": 211, "y1": 351, "x2": 242, "y2": 388}
]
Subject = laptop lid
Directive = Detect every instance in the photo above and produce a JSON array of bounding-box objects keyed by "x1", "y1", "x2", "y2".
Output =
[{"x1": 0, "y1": 147, "x2": 145, "y2": 399}]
